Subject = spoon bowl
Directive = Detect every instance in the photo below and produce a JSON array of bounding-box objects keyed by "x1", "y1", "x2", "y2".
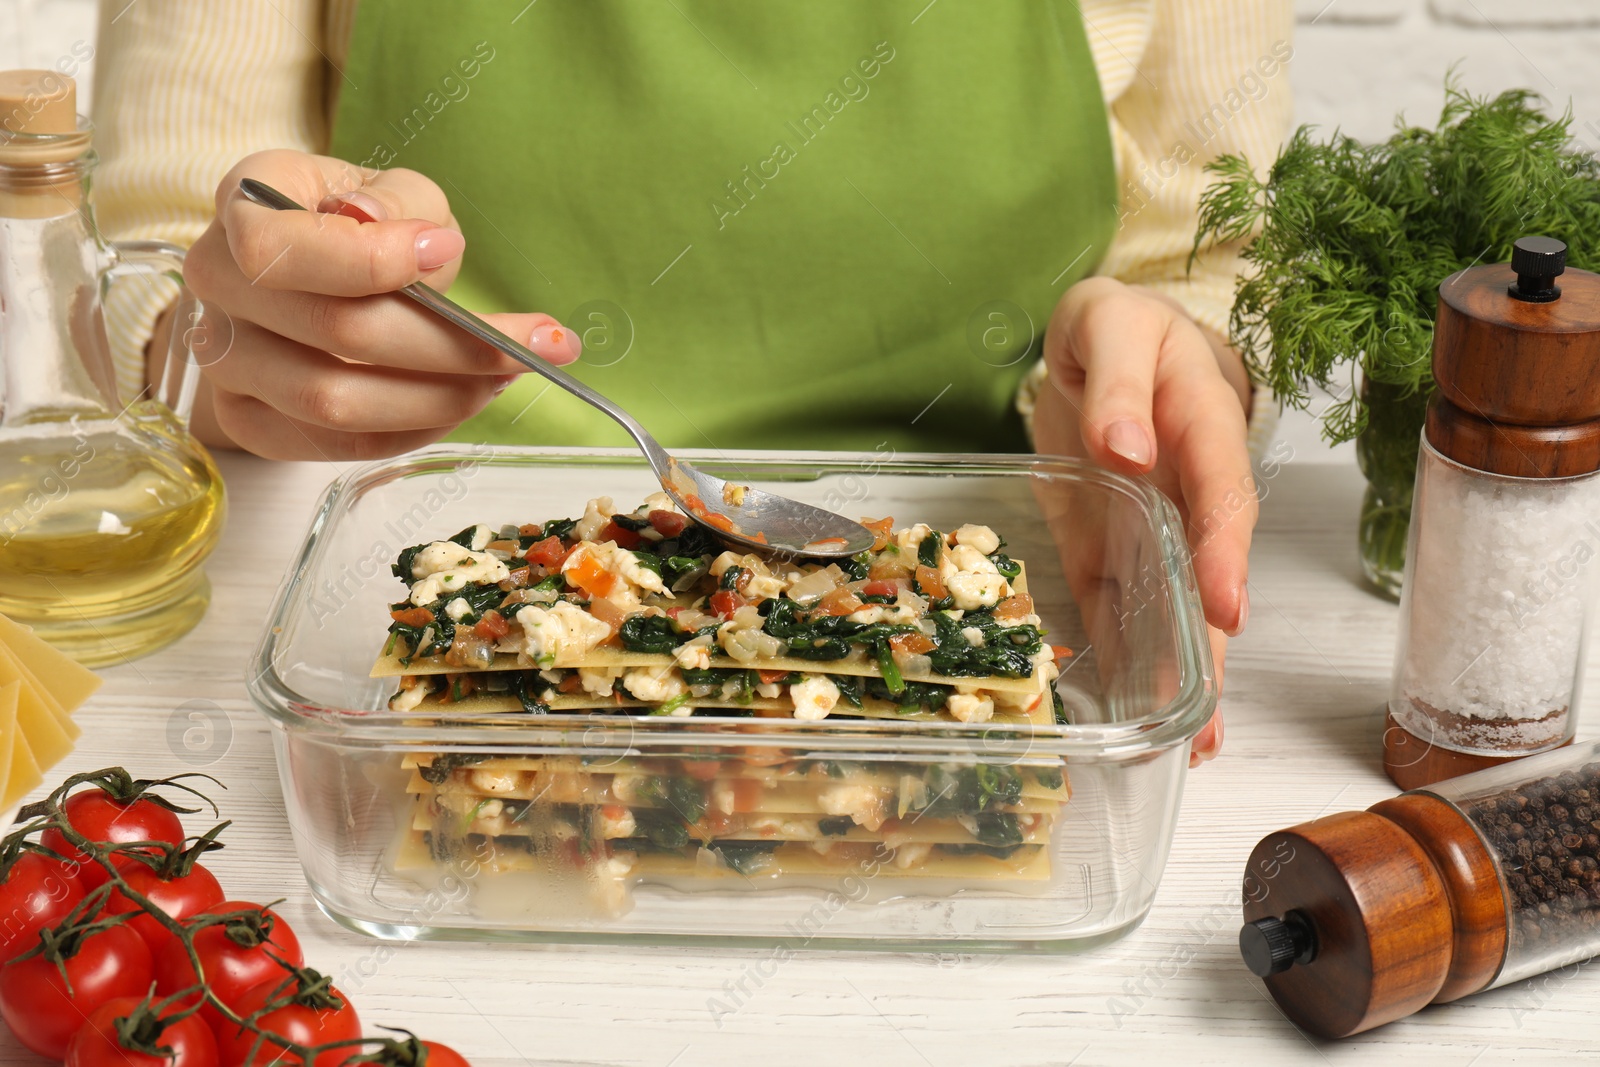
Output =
[{"x1": 237, "y1": 179, "x2": 876, "y2": 559}]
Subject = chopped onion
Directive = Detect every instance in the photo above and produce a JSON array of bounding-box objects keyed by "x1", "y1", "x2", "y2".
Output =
[{"x1": 786, "y1": 566, "x2": 842, "y2": 605}]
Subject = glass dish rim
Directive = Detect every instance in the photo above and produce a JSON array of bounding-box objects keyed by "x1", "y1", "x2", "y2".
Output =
[{"x1": 247, "y1": 446, "x2": 1217, "y2": 761}]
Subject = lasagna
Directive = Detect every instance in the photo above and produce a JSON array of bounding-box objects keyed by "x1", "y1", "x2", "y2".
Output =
[{"x1": 375, "y1": 495, "x2": 1071, "y2": 909}]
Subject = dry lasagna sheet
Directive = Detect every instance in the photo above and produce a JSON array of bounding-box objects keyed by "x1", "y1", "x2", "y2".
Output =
[
  {"x1": 397, "y1": 752, "x2": 1069, "y2": 907},
  {"x1": 376, "y1": 497, "x2": 1072, "y2": 904},
  {"x1": 374, "y1": 495, "x2": 1065, "y2": 725}
]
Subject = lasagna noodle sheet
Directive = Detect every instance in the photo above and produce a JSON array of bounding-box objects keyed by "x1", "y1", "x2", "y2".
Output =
[
  {"x1": 397, "y1": 686, "x2": 1053, "y2": 725},
  {"x1": 396, "y1": 829, "x2": 1052, "y2": 881}
]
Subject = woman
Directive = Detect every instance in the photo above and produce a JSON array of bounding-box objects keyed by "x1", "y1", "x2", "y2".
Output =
[{"x1": 93, "y1": 1, "x2": 1293, "y2": 763}]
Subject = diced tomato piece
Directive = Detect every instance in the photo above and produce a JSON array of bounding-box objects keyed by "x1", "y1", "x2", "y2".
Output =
[
  {"x1": 757, "y1": 669, "x2": 790, "y2": 685},
  {"x1": 518, "y1": 524, "x2": 543, "y2": 537},
  {"x1": 1052, "y1": 644, "x2": 1075, "y2": 661},
  {"x1": 682, "y1": 760, "x2": 721, "y2": 781},
  {"x1": 567, "y1": 551, "x2": 619, "y2": 598},
  {"x1": 598, "y1": 520, "x2": 643, "y2": 549},
  {"x1": 862, "y1": 517, "x2": 894, "y2": 552},
  {"x1": 995, "y1": 593, "x2": 1036, "y2": 621},
  {"x1": 473, "y1": 610, "x2": 511, "y2": 640},
  {"x1": 601, "y1": 804, "x2": 629, "y2": 821},
  {"x1": 648, "y1": 510, "x2": 688, "y2": 537},
  {"x1": 525, "y1": 536, "x2": 571, "y2": 568},
  {"x1": 559, "y1": 674, "x2": 584, "y2": 693},
  {"x1": 704, "y1": 513, "x2": 737, "y2": 533},
  {"x1": 710, "y1": 589, "x2": 746, "y2": 620},
  {"x1": 749, "y1": 531, "x2": 768, "y2": 545},
  {"x1": 683, "y1": 494, "x2": 708, "y2": 515},
  {"x1": 505, "y1": 566, "x2": 532, "y2": 588},
  {"x1": 731, "y1": 779, "x2": 764, "y2": 813},
  {"x1": 860, "y1": 580, "x2": 899, "y2": 599},
  {"x1": 812, "y1": 588, "x2": 864, "y2": 617},
  {"x1": 889, "y1": 632, "x2": 936, "y2": 656},
  {"x1": 390, "y1": 607, "x2": 435, "y2": 627},
  {"x1": 915, "y1": 564, "x2": 947, "y2": 599}
]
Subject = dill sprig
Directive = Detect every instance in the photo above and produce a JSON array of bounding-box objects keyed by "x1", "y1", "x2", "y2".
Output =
[{"x1": 1193, "y1": 78, "x2": 1600, "y2": 444}]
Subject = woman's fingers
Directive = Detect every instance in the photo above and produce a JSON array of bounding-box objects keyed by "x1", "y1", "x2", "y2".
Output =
[
  {"x1": 1190, "y1": 625, "x2": 1229, "y2": 768},
  {"x1": 1155, "y1": 328, "x2": 1256, "y2": 635},
  {"x1": 1046, "y1": 277, "x2": 1163, "y2": 474},
  {"x1": 209, "y1": 389, "x2": 461, "y2": 462},
  {"x1": 185, "y1": 222, "x2": 580, "y2": 375},
  {"x1": 203, "y1": 321, "x2": 515, "y2": 434},
  {"x1": 215, "y1": 150, "x2": 464, "y2": 297}
]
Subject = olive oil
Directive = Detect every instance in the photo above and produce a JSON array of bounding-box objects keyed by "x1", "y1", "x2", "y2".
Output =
[
  {"x1": 0, "y1": 70, "x2": 226, "y2": 665},
  {"x1": 0, "y1": 408, "x2": 225, "y2": 666}
]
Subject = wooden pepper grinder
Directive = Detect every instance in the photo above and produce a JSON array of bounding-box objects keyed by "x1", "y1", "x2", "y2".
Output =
[
  {"x1": 1242, "y1": 741, "x2": 1600, "y2": 1037},
  {"x1": 1384, "y1": 237, "x2": 1600, "y2": 790}
]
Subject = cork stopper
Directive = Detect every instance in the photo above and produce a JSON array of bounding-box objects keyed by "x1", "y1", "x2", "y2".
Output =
[
  {"x1": 1428, "y1": 236, "x2": 1600, "y2": 478},
  {"x1": 0, "y1": 70, "x2": 89, "y2": 216}
]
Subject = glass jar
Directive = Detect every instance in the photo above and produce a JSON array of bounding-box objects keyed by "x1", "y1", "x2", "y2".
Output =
[
  {"x1": 1354, "y1": 379, "x2": 1426, "y2": 601},
  {"x1": 1241, "y1": 741, "x2": 1600, "y2": 1038},
  {"x1": 0, "y1": 71, "x2": 224, "y2": 665},
  {"x1": 1389, "y1": 440, "x2": 1600, "y2": 761}
]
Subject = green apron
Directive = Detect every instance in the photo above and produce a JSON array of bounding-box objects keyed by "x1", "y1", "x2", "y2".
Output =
[{"x1": 329, "y1": 1, "x2": 1116, "y2": 453}]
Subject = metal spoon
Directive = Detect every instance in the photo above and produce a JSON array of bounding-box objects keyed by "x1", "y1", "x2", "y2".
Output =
[{"x1": 237, "y1": 179, "x2": 875, "y2": 558}]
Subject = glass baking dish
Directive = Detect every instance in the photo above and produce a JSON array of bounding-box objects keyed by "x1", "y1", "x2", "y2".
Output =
[{"x1": 247, "y1": 446, "x2": 1214, "y2": 951}]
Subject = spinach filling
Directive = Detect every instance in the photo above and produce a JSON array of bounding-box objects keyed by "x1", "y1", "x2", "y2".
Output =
[
  {"x1": 417, "y1": 753, "x2": 491, "y2": 785},
  {"x1": 829, "y1": 673, "x2": 950, "y2": 714},
  {"x1": 936, "y1": 842, "x2": 1025, "y2": 860},
  {"x1": 913, "y1": 764, "x2": 1024, "y2": 817}
]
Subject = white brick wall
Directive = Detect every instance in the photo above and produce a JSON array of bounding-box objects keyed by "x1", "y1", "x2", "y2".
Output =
[{"x1": 5, "y1": 0, "x2": 1599, "y2": 463}]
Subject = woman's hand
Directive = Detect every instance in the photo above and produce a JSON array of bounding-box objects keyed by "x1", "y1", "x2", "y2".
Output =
[
  {"x1": 164, "y1": 149, "x2": 578, "y2": 461},
  {"x1": 1034, "y1": 277, "x2": 1256, "y2": 767}
]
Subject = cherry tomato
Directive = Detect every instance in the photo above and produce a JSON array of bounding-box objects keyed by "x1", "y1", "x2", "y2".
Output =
[
  {"x1": 0, "y1": 852, "x2": 85, "y2": 962},
  {"x1": 155, "y1": 902, "x2": 303, "y2": 1032},
  {"x1": 66, "y1": 995, "x2": 219, "y2": 1067},
  {"x1": 0, "y1": 923, "x2": 155, "y2": 1058},
  {"x1": 419, "y1": 1042, "x2": 472, "y2": 1067},
  {"x1": 106, "y1": 860, "x2": 226, "y2": 954},
  {"x1": 212, "y1": 978, "x2": 360, "y2": 1067},
  {"x1": 41, "y1": 790, "x2": 186, "y2": 890}
]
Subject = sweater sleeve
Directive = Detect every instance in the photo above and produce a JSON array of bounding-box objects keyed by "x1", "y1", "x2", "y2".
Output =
[
  {"x1": 90, "y1": 0, "x2": 335, "y2": 404},
  {"x1": 1020, "y1": 0, "x2": 1293, "y2": 458}
]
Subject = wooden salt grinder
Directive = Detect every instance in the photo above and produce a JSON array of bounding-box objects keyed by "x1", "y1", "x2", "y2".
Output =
[
  {"x1": 1240, "y1": 793, "x2": 1508, "y2": 1038},
  {"x1": 1383, "y1": 236, "x2": 1600, "y2": 789}
]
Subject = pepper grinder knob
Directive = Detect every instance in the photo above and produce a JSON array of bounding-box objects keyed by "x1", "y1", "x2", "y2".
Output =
[
  {"x1": 1509, "y1": 235, "x2": 1567, "y2": 302},
  {"x1": 1240, "y1": 914, "x2": 1316, "y2": 977}
]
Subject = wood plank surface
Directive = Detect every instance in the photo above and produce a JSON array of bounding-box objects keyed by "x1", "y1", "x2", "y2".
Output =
[{"x1": 6, "y1": 452, "x2": 1596, "y2": 1067}]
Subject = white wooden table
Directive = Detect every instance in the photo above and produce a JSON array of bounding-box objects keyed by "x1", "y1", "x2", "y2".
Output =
[{"x1": 8, "y1": 452, "x2": 1599, "y2": 1067}]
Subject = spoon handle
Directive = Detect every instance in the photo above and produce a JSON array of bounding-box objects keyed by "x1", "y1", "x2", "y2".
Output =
[{"x1": 236, "y1": 178, "x2": 672, "y2": 475}]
